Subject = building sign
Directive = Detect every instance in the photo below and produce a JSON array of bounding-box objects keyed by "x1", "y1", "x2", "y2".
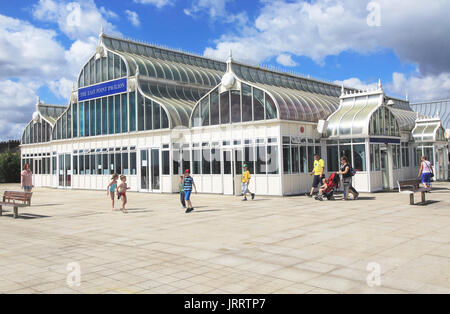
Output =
[
  {"x1": 369, "y1": 138, "x2": 401, "y2": 144},
  {"x1": 78, "y1": 78, "x2": 127, "y2": 101}
]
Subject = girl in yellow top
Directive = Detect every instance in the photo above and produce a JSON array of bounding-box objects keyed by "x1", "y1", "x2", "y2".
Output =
[{"x1": 241, "y1": 164, "x2": 255, "y2": 201}]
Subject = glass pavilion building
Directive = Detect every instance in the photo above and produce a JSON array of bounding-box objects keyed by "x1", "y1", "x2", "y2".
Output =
[{"x1": 20, "y1": 33, "x2": 449, "y2": 195}]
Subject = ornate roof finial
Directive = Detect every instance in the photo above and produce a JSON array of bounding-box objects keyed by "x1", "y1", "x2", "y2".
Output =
[
  {"x1": 100, "y1": 25, "x2": 104, "y2": 36},
  {"x1": 341, "y1": 84, "x2": 345, "y2": 96},
  {"x1": 378, "y1": 78, "x2": 382, "y2": 89},
  {"x1": 406, "y1": 91, "x2": 409, "y2": 101}
]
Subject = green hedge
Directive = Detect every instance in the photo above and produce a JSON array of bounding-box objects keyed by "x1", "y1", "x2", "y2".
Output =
[{"x1": 0, "y1": 151, "x2": 21, "y2": 183}]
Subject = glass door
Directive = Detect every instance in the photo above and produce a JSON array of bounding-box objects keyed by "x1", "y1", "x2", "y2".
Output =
[
  {"x1": 223, "y1": 149, "x2": 234, "y2": 195},
  {"x1": 233, "y1": 148, "x2": 244, "y2": 196},
  {"x1": 140, "y1": 149, "x2": 160, "y2": 192},
  {"x1": 381, "y1": 147, "x2": 389, "y2": 189},
  {"x1": 140, "y1": 150, "x2": 149, "y2": 191},
  {"x1": 58, "y1": 154, "x2": 72, "y2": 188}
]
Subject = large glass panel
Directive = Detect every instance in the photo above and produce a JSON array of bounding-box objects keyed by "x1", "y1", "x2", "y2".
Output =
[
  {"x1": 327, "y1": 146, "x2": 339, "y2": 172},
  {"x1": 340, "y1": 145, "x2": 352, "y2": 166},
  {"x1": 62, "y1": 113, "x2": 67, "y2": 139},
  {"x1": 114, "y1": 54, "x2": 120, "y2": 79},
  {"x1": 235, "y1": 149, "x2": 243, "y2": 175},
  {"x1": 223, "y1": 151, "x2": 231, "y2": 174},
  {"x1": 102, "y1": 57, "x2": 107, "y2": 82},
  {"x1": 84, "y1": 101, "x2": 90, "y2": 137},
  {"x1": 153, "y1": 102, "x2": 161, "y2": 130},
  {"x1": 96, "y1": 59, "x2": 100, "y2": 83},
  {"x1": 140, "y1": 150, "x2": 148, "y2": 189},
  {"x1": 115, "y1": 95, "x2": 121, "y2": 133},
  {"x1": 151, "y1": 149, "x2": 160, "y2": 190},
  {"x1": 90, "y1": 155, "x2": 96, "y2": 175},
  {"x1": 79, "y1": 155, "x2": 85, "y2": 174},
  {"x1": 96, "y1": 99, "x2": 101, "y2": 135},
  {"x1": 108, "y1": 52, "x2": 113, "y2": 80},
  {"x1": 220, "y1": 91, "x2": 230, "y2": 124},
  {"x1": 121, "y1": 93, "x2": 128, "y2": 133},
  {"x1": 130, "y1": 152, "x2": 137, "y2": 175},
  {"x1": 138, "y1": 93, "x2": 144, "y2": 131},
  {"x1": 73, "y1": 103, "x2": 78, "y2": 138},
  {"x1": 201, "y1": 96, "x2": 210, "y2": 126},
  {"x1": 192, "y1": 104, "x2": 201, "y2": 127},
  {"x1": 265, "y1": 94, "x2": 277, "y2": 120},
  {"x1": 244, "y1": 146, "x2": 255, "y2": 174},
  {"x1": 254, "y1": 88, "x2": 265, "y2": 121},
  {"x1": 202, "y1": 149, "x2": 211, "y2": 174},
  {"x1": 73, "y1": 156, "x2": 78, "y2": 175},
  {"x1": 90, "y1": 59, "x2": 94, "y2": 86},
  {"x1": 300, "y1": 146, "x2": 308, "y2": 173},
  {"x1": 256, "y1": 146, "x2": 266, "y2": 174},
  {"x1": 161, "y1": 109, "x2": 169, "y2": 129},
  {"x1": 94, "y1": 154, "x2": 101, "y2": 175},
  {"x1": 192, "y1": 150, "x2": 201, "y2": 174},
  {"x1": 129, "y1": 92, "x2": 136, "y2": 132},
  {"x1": 353, "y1": 144, "x2": 366, "y2": 172},
  {"x1": 307, "y1": 146, "x2": 314, "y2": 172},
  {"x1": 103, "y1": 154, "x2": 108, "y2": 175},
  {"x1": 283, "y1": 146, "x2": 291, "y2": 174},
  {"x1": 211, "y1": 148, "x2": 221, "y2": 175},
  {"x1": 210, "y1": 89, "x2": 220, "y2": 126},
  {"x1": 292, "y1": 146, "x2": 300, "y2": 173},
  {"x1": 182, "y1": 149, "x2": 190, "y2": 173},
  {"x1": 267, "y1": 146, "x2": 279, "y2": 174},
  {"x1": 85, "y1": 155, "x2": 91, "y2": 175},
  {"x1": 108, "y1": 96, "x2": 114, "y2": 134},
  {"x1": 102, "y1": 98, "x2": 107, "y2": 134},
  {"x1": 145, "y1": 98, "x2": 152, "y2": 130},
  {"x1": 122, "y1": 152, "x2": 129, "y2": 175},
  {"x1": 115, "y1": 153, "x2": 122, "y2": 174},
  {"x1": 231, "y1": 90, "x2": 241, "y2": 123},
  {"x1": 162, "y1": 151, "x2": 170, "y2": 175},
  {"x1": 242, "y1": 84, "x2": 252, "y2": 122}
]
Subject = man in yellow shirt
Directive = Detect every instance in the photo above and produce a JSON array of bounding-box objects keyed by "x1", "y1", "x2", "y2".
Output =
[
  {"x1": 241, "y1": 164, "x2": 255, "y2": 201},
  {"x1": 307, "y1": 154, "x2": 325, "y2": 198}
]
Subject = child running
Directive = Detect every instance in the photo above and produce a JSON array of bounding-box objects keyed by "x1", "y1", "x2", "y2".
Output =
[
  {"x1": 106, "y1": 174, "x2": 119, "y2": 211},
  {"x1": 179, "y1": 176, "x2": 186, "y2": 209},
  {"x1": 184, "y1": 169, "x2": 197, "y2": 214},
  {"x1": 116, "y1": 175, "x2": 130, "y2": 213},
  {"x1": 241, "y1": 164, "x2": 255, "y2": 201}
]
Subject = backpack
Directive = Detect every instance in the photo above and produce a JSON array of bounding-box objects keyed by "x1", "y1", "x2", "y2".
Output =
[{"x1": 349, "y1": 165, "x2": 356, "y2": 177}]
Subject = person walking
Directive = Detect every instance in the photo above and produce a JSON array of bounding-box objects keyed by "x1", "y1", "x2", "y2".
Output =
[
  {"x1": 106, "y1": 174, "x2": 119, "y2": 211},
  {"x1": 418, "y1": 156, "x2": 434, "y2": 188},
  {"x1": 306, "y1": 154, "x2": 325, "y2": 198},
  {"x1": 179, "y1": 176, "x2": 186, "y2": 209},
  {"x1": 241, "y1": 164, "x2": 255, "y2": 201},
  {"x1": 21, "y1": 163, "x2": 33, "y2": 193},
  {"x1": 184, "y1": 170, "x2": 197, "y2": 213},
  {"x1": 338, "y1": 156, "x2": 359, "y2": 200}
]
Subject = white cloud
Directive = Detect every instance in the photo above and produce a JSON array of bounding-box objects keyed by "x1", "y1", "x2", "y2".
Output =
[
  {"x1": 184, "y1": 0, "x2": 248, "y2": 26},
  {"x1": 33, "y1": 0, "x2": 119, "y2": 41},
  {"x1": 0, "y1": 14, "x2": 66, "y2": 81},
  {"x1": 49, "y1": 77, "x2": 74, "y2": 100},
  {"x1": 0, "y1": 80, "x2": 38, "y2": 141},
  {"x1": 203, "y1": 0, "x2": 450, "y2": 75},
  {"x1": 389, "y1": 72, "x2": 450, "y2": 102},
  {"x1": 276, "y1": 54, "x2": 297, "y2": 67},
  {"x1": 333, "y1": 77, "x2": 379, "y2": 92},
  {"x1": 125, "y1": 10, "x2": 141, "y2": 27},
  {"x1": 133, "y1": 0, "x2": 174, "y2": 9}
]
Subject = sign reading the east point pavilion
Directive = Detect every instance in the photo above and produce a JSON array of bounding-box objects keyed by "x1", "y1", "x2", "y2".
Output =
[{"x1": 78, "y1": 78, "x2": 127, "y2": 101}]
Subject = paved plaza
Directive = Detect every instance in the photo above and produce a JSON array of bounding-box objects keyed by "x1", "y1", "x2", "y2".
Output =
[{"x1": 0, "y1": 183, "x2": 449, "y2": 294}]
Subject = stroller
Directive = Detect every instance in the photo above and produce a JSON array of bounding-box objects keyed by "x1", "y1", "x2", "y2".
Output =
[{"x1": 315, "y1": 173, "x2": 340, "y2": 201}]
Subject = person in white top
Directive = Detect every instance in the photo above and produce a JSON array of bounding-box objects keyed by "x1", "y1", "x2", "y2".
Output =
[{"x1": 418, "y1": 156, "x2": 434, "y2": 188}]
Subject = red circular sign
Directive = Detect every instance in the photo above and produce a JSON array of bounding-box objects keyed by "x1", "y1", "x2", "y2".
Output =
[{"x1": 300, "y1": 126, "x2": 305, "y2": 134}]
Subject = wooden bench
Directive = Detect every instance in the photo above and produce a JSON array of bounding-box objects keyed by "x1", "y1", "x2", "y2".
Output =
[
  {"x1": 397, "y1": 179, "x2": 431, "y2": 205},
  {"x1": 0, "y1": 191, "x2": 33, "y2": 219}
]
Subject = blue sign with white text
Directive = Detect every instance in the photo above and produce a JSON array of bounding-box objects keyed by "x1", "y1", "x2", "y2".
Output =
[{"x1": 78, "y1": 78, "x2": 127, "y2": 101}]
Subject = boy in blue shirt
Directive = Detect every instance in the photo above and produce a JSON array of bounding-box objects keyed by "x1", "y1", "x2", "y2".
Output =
[{"x1": 184, "y1": 169, "x2": 197, "y2": 213}]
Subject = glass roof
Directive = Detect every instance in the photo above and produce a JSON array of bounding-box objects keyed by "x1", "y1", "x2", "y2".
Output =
[
  {"x1": 411, "y1": 99, "x2": 450, "y2": 130},
  {"x1": 326, "y1": 93, "x2": 382, "y2": 138},
  {"x1": 412, "y1": 120, "x2": 446, "y2": 142}
]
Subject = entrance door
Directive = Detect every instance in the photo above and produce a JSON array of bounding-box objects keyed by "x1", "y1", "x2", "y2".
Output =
[
  {"x1": 438, "y1": 148, "x2": 445, "y2": 180},
  {"x1": 381, "y1": 147, "x2": 390, "y2": 189},
  {"x1": 140, "y1": 149, "x2": 160, "y2": 192},
  {"x1": 58, "y1": 154, "x2": 72, "y2": 188}
]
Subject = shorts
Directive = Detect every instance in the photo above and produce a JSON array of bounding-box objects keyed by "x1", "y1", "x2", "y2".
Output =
[
  {"x1": 312, "y1": 175, "x2": 322, "y2": 188},
  {"x1": 185, "y1": 190, "x2": 192, "y2": 201},
  {"x1": 23, "y1": 186, "x2": 32, "y2": 192},
  {"x1": 421, "y1": 173, "x2": 432, "y2": 186},
  {"x1": 241, "y1": 182, "x2": 249, "y2": 195}
]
